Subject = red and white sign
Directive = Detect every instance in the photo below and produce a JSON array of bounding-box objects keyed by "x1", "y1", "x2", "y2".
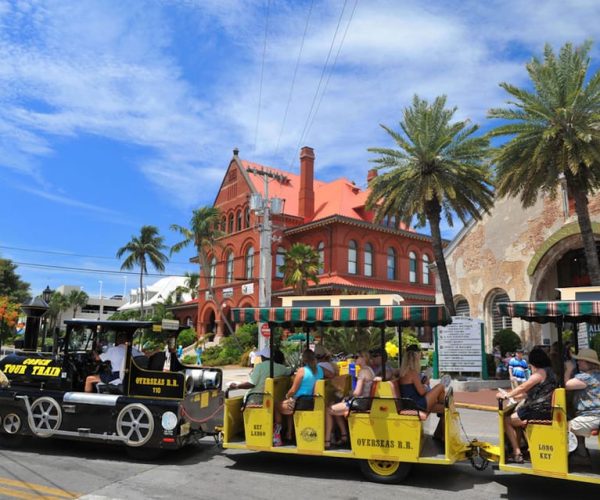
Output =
[{"x1": 260, "y1": 323, "x2": 271, "y2": 338}]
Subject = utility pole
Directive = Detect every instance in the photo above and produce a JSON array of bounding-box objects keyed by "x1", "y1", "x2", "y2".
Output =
[{"x1": 247, "y1": 166, "x2": 285, "y2": 351}]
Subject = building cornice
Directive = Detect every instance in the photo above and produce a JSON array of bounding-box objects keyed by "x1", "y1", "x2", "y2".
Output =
[{"x1": 283, "y1": 214, "x2": 437, "y2": 243}]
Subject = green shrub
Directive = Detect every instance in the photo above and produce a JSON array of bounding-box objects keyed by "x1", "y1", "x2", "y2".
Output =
[
  {"x1": 177, "y1": 328, "x2": 197, "y2": 347},
  {"x1": 182, "y1": 354, "x2": 197, "y2": 365},
  {"x1": 591, "y1": 333, "x2": 600, "y2": 358},
  {"x1": 492, "y1": 329, "x2": 522, "y2": 356},
  {"x1": 486, "y1": 353, "x2": 496, "y2": 377}
]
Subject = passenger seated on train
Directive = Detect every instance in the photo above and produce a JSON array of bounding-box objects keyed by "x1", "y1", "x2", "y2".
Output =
[
  {"x1": 496, "y1": 347, "x2": 557, "y2": 464},
  {"x1": 229, "y1": 347, "x2": 291, "y2": 402},
  {"x1": 324, "y1": 351, "x2": 374, "y2": 449},
  {"x1": 397, "y1": 345, "x2": 445, "y2": 441},
  {"x1": 369, "y1": 348, "x2": 394, "y2": 379},
  {"x1": 148, "y1": 340, "x2": 184, "y2": 372},
  {"x1": 565, "y1": 348, "x2": 600, "y2": 466},
  {"x1": 84, "y1": 332, "x2": 143, "y2": 392},
  {"x1": 274, "y1": 350, "x2": 323, "y2": 446},
  {"x1": 315, "y1": 344, "x2": 337, "y2": 379}
]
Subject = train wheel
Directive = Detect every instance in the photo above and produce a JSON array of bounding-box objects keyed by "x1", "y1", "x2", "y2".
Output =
[
  {"x1": 359, "y1": 459, "x2": 412, "y2": 484},
  {"x1": 29, "y1": 397, "x2": 62, "y2": 438},
  {"x1": 117, "y1": 404, "x2": 154, "y2": 448},
  {"x1": 0, "y1": 412, "x2": 25, "y2": 447}
]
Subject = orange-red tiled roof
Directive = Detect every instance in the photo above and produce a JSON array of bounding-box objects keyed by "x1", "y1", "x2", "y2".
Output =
[{"x1": 241, "y1": 159, "x2": 410, "y2": 230}]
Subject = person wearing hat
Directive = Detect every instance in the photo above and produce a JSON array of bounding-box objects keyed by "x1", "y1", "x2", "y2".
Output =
[
  {"x1": 565, "y1": 348, "x2": 600, "y2": 464},
  {"x1": 229, "y1": 347, "x2": 291, "y2": 402},
  {"x1": 314, "y1": 344, "x2": 337, "y2": 379}
]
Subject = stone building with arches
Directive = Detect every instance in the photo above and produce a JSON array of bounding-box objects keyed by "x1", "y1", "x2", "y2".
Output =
[
  {"x1": 174, "y1": 147, "x2": 438, "y2": 340},
  {"x1": 440, "y1": 187, "x2": 600, "y2": 350}
]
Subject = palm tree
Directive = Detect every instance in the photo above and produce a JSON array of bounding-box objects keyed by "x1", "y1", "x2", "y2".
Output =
[
  {"x1": 366, "y1": 95, "x2": 494, "y2": 316},
  {"x1": 48, "y1": 291, "x2": 69, "y2": 330},
  {"x1": 279, "y1": 243, "x2": 321, "y2": 295},
  {"x1": 488, "y1": 42, "x2": 600, "y2": 285},
  {"x1": 117, "y1": 225, "x2": 169, "y2": 319},
  {"x1": 67, "y1": 290, "x2": 89, "y2": 319},
  {"x1": 184, "y1": 272, "x2": 200, "y2": 299},
  {"x1": 170, "y1": 207, "x2": 226, "y2": 333}
]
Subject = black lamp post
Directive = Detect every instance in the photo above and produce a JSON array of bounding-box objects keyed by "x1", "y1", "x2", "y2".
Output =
[{"x1": 41, "y1": 285, "x2": 53, "y2": 350}]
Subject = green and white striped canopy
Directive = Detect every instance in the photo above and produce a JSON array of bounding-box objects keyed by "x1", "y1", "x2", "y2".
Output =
[
  {"x1": 497, "y1": 301, "x2": 600, "y2": 324},
  {"x1": 232, "y1": 305, "x2": 451, "y2": 327}
]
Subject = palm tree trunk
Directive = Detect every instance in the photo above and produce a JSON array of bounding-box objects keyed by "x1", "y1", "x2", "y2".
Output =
[
  {"x1": 139, "y1": 270, "x2": 144, "y2": 319},
  {"x1": 427, "y1": 202, "x2": 456, "y2": 316},
  {"x1": 569, "y1": 180, "x2": 600, "y2": 285}
]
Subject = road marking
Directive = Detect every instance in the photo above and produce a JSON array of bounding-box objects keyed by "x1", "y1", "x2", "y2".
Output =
[
  {"x1": 455, "y1": 402, "x2": 497, "y2": 412},
  {"x1": 0, "y1": 477, "x2": 79, "y2": 499}
]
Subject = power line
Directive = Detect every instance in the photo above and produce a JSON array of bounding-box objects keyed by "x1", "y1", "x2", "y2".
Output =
[
  {"x1": 12, "y1": 261, "x2": 190, "y2": 278},
  {"x1": 253, "y1": 0, "x2": 272, "y2": 152},
  {"x1": 288, "y1": 0, "x2": 349, "y2": 170},
  {"x1": 274, "y1": 0, "x2": 315, "y2": 156},
  {"x1": 0, "y1": 244, "x2": 192, "y2": 266},
  {"x1": 305, "y1": 0, "x2": 359, "y2": 141}
]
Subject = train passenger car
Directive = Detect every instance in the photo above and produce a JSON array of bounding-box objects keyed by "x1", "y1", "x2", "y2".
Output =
[
  {"x1": 0, "y1": 319, "x2": 224, "y2": 458},
  {"x1": 223, "y1": 304, "x2": 492, "y2": 483}
]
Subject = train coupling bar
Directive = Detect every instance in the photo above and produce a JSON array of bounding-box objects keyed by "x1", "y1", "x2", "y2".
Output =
[{"x1": 467, "y1": 440, "x2": 501, "y2": 471}]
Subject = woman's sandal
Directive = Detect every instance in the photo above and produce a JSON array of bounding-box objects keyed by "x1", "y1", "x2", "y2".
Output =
[
  {"x1": 508, "y1": 453, "x2": 524, "y2": 464},
  {"x1": 335, "y1": 434, "x2": 348, "y2": 447},
  {"x1": 324, "y1": 440, "x2": 331, "y2": 450}
]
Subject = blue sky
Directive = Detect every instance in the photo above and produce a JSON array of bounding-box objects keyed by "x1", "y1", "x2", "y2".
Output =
[{"x1": 1, "y1": 0, "x2": 600, "y2": 299}]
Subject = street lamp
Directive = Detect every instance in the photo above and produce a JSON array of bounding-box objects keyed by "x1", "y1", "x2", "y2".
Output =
[
  {"x1": 247, "y1": 165, "x2": 285, "y2": 351},
  {"x1": 98, "y1": 280, "x2": 103, "y2": 320},
  {"x1": 41, "y1": 285, "x2": 53, "y2": 351}
]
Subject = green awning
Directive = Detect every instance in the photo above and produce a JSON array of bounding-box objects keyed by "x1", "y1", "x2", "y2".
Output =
[
  {"x1": 232, "y1": 305, "x2": 451, "y2": 327},
  {"x1": 497, "y1": 301, "x2": 600, "y2": 324}
]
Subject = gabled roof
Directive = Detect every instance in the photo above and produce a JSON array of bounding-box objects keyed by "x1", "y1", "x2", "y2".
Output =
[
  {"x1": 239, "y1": 158, "x2": 411, "y2": 230},
  {"x1": 119, "y1": 276, "x2": 190, "y2": 311}
]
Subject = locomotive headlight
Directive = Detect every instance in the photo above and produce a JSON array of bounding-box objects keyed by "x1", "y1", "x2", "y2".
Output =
[{"x1": 161, "y1": 411, "x2": 178, "y2": 431}]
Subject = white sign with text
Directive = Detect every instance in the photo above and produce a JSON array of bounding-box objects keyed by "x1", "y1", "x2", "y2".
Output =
[{"x1": 437, "y1": 316, "x2": 484, "y2": 372}]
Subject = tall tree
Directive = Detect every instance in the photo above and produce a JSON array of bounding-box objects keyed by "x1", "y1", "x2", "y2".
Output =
[
  {"x1": 0, "y1": 258, "x2": 30, "y2": 303},
  {"x1": 488, "y1": 41, "x2": 600, "y2": 285},
  {"x1": 67, "y1": 289, "x2": 89, "y2": 319},
  {"x1": 366, "y1": 95, "x2": 494, "y2": 316},
  {"x1": 117, "y1": 225, "x2": 169, "y2": 319},
  {"x1": 47, "y1": 291, "x2": 69, "y2": 331},
  {"x1": 279, "y1": 243, "x2": 321, "y2": 295},
  {"x1": 184, "y1": 272, "x2": 200, "y2": 299},
  {"x1": 170, "y1": 207, "x2": 226, "y2": 334}
]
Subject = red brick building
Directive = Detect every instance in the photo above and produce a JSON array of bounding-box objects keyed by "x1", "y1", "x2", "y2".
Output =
[{"x1": 172, "y1": 147, "x2": 438, "y2": 339}]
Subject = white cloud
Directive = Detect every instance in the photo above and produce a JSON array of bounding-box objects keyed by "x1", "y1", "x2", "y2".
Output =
[{"x1": 1, "y1": 0, "x2": 599, "y2": 223}]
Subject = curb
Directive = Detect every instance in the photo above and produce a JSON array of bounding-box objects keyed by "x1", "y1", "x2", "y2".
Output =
[{"x1": 455, "y1": 402, "x2": 497, "y2": 412}]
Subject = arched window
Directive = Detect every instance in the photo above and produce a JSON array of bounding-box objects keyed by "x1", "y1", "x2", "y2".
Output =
[
  {"x1": 275, "y1": 247, "x2": 285, "y2": 278},
  {"x1": 221, "y1": 217, "x2": 227, "y2": 232},
  {"x1": 209, "y1": 256, "x2": 217, "y2": 287},
  {"x1": 244, "y1": 207, "x2": 250, "y2": 228},
  {"x1": 390, "y1": 215, "x2": 397, "y2": 228},
  {"x1": 364, "y1": 243, "x2": 373, "y2": 277},
  {"x1": 245, "y1": 246, "x2": 255, "y2": 279},
  {"x1": 491, "y1": 291, "x2": 512, "y2": 335},
  {"x1": 422, "y1": 254, "x2": 430, "y2": 284},
  {"x1": 317, "y1": 241, "x2": 325, "y2": 274},
  {"x1": 348, "y1": 240, "x2": 357, "y2": 274},
  {"x1": 228, "y1": 213, "x2": 234, "y2": 233},
  {"x1": 236, "y1": 210, "x2": 242, "y2": 231},
  {"x1": 387, "y1": 247, "x2": 396, "y2": 280},
  {"x1": 455, "y1": 298, "x2": 470, "y2": 317},
  {"x1": 409, "y1": 251, "x2": 417, "y2": 283},
  {"x1": 226, "y1": 252, "x2": 234, "y2": 282}
]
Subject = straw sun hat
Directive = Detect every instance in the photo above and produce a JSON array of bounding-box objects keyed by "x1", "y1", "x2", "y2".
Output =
[{"x1": 572, "y1": 348, "x2": 600, "y2": 366}]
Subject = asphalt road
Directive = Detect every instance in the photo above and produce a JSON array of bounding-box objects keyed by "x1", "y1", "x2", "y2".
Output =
[{"x1": 0, "y1": 409, "x2": 599, "y2": 499}]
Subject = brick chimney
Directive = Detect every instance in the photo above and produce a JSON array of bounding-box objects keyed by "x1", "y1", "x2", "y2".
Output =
[
  {"x1": 299, "y1": 146, "x2": 315, "y2": 221},
  {"x1": 367, "y1": 168, "x2": 378, "y2": 183}
]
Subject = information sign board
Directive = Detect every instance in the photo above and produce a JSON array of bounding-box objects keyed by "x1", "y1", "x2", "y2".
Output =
[{"x1": 437, "y1": 316, "x2": 484, "y2": 372}]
